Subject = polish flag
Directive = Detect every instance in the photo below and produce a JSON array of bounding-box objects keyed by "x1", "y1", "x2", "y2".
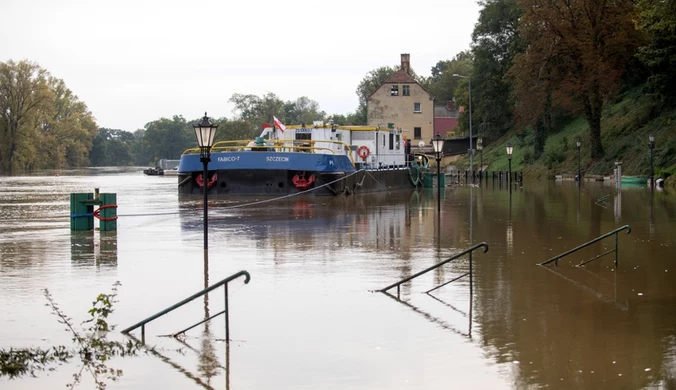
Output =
[{"x1": 273, "y1": 116, "x2": 286, "y2": 133}]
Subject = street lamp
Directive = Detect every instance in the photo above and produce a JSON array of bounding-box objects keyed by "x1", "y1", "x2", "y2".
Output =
[
  {"x1": 576, "y1": 138, "x2": 582, "y2": 184},
  {"x1": 453, "y1": 74, "x2": 473, "y2": 176},
  {"x1": 476, "y1": 137, "x2": 483, "y2": 180},
  {"x1": 431, "y1": 134, "x2": 445, "y2": 216},
  {"x1": 649, "y1": 133, "x2": 655, "y2": 188},
  {"x1": 193, "y1": 112, "x2": 218, "y2": 250},
  {"x1": 506, "y1": 143, "x2": 513, "y2": 184}
]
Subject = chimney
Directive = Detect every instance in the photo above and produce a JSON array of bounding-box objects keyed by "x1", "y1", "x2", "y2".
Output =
[
  {"x1": 446, "y1": 100, "x2": 456, "y2": 111},
  {"x1": 401, "y1": 53, "x2": 410, "y2": 75}
]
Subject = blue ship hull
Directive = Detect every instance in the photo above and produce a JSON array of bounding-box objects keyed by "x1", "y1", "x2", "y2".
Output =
[{"x1": 177, "y1": 150, "x2": 416, "y2": 196}]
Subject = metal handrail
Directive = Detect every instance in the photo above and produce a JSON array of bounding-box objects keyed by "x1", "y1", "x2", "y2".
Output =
[
  {"x1": 184, "y1": 139, "x2": 357, "y2": 165},
  {"x1": 121, "y1": 270, "x2": 251, "y2": 343},
  {"x1": 378, "y1": 243, "x2": 489, "y2": 297},
  {"x1": 538, "y1": 225, "x2": 631, "y2": 267}
]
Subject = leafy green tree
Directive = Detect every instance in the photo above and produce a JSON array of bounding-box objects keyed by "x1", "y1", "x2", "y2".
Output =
[
  {"x1": 213, "y1": 118, "x2": 257, "y2": 141},
  {"x1": 514, "y1": 0, "x2": 641, "y2": 158},
  {"x1": 141, "y1": 116, "x2": 193, "y2": 165},
  {"x1": 90, "y1": 128, "x2": 136, "y2": 166},
  {"x1": 229, "y1": 92, "x2": 285, "y2": 128},
  {"x1": 34, "y1": 77, "x2": 97, "y2": 169},
  {"x1": 636, "y1": 0, "x2": 676, "y2": 103},
  {"x1": 427, "y1": 51, "x2": 474, "y2": 107},
  {"x1": 0, "y1": 60, "x2": 50, "y2": 172},
  {"x1": 471, "y1": 0, "x2": 524, "y2": 138},
  {"x1": 0, "y1": 60, "x2": 97, "y2": 171},
  {"x1": 283, "y1": 96, "x2": 326, "y2": 125}
]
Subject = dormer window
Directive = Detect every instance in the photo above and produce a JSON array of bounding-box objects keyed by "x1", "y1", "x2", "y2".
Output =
[{"x1": 390, "y1": 85, "x2": 399, "y2": 96}]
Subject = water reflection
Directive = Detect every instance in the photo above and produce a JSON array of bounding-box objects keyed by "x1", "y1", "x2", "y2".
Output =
[
  {"x1": 70, "y1": 230, "x2": 118, "y2": 266},
  {"x1": 2, "y1": 171, "x2": 676, "y2": 390}
]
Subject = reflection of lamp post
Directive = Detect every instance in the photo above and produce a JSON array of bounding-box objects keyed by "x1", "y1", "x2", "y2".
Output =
[
  {"x1": 453, "y1": 73, "x2": 473, "y2": 174},
  {"x1": 193, "y1": 112, "x2": 218, "y2": 250},
  {"x1": 432, "y1": 134, "x2": 445, "y2": 216},
  {"x1": 506, "y1": 143, "x2": 513, "y2": 185},
  {"x1": 649, "y1": 133, "x2": 655, "y2": 188},
  {"x1": 477, "y1": 137, "x2": 483, "y2": 179},
  {"x1": 576, "y1": 138, "x2": 582, "y2": 185}
]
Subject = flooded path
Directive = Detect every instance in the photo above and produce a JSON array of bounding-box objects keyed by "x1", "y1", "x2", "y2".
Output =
[{"x1": 1, "y1": 168, "x2": 675, "y2": 389}]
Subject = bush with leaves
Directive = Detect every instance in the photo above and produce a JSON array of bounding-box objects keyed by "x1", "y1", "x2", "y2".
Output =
[{"x1": 0, "y1": 282, "x2": 144, "y2": 389}]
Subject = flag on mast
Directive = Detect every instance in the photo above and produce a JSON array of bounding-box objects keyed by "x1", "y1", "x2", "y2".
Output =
[{"x1": 273, "y1": 116, "x2": 286, "y2": 133}]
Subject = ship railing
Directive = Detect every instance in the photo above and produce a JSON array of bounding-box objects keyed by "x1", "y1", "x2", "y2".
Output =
[
  {"x1": 121, "y1": 270, "x2": 250, "y2": 344},
  {"x1": 378, "y1": 243, "x2": 489, "y2": 299},
  {"x1": 538, "y1": 225, "x2": 631, "y2": 267},
  {"x1": 183, "y1": 139, "x2": 356, "y2": 167}
]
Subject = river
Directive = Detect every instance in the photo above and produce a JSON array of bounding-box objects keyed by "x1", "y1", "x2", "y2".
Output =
[{"x1": 1, "y1": 167, "x2": 674, "y2": 389}]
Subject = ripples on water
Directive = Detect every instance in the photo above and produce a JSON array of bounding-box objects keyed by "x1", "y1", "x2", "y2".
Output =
[{"x1": 0, "y1": 168, "x2": 675, "y2": 389}]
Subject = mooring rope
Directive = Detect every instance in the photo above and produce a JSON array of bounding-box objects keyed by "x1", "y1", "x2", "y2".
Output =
[
  {"x1": 65, "y1": 169, "x2": 370, "y2": 219},
  {"x1": 221, "y1": 169, "x2": 365, "y2": 210}
]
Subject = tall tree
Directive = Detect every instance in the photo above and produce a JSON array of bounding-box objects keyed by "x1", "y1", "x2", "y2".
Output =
[
  {"x1": 471, "y1": 0, "x2": 524, "y2": 138},
  {"x1": 509, "y1": 32, "x2": 556, "y2": 158},
  {"x1": 283, "y1": 96, "x2": 326, "y2": 125},
  {"x1": 229, "y1": 92, "x2": 285, "y2": 127},
  {"x1": 636, "y1": 0, "x2": 676, "y2": 103},
  {"x1": 0, "y1": 60, "x2": 50, "y2": 172},
  {"x1": 34, "y1": 77, "x2": 97, "y2": 169},
  {"x1": 515, "y1": 0, "x2": 641, "y2": 158},
  {"x1": 141, "y1": 116, "x2": 193, "y2": 164},
  {"x1": 427, "y1": 51, "x2": 474, "y2": 107}
]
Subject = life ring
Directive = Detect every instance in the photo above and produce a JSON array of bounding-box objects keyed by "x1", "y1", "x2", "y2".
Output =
[{"x1": 357, "y1": 145, "x2": 370, "y2": 160}]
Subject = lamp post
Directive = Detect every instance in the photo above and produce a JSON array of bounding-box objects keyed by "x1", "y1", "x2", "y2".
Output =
[
  {"x1": 477, "y1": 137, "x2": 483, "y2": 180},
  {"x1": 506, "y1": 143, "x2": 513, "y2": 185},
  {"x1": 576, "y1": 138, "x2": 582, "y2": 185},
  {"x1": 453, "y1": 74, "x2": 473, "y2": 176},
  {"x1": 193, "y1": 112, "x2": 218, "y2": 250},
  {"x1": 432, "y1": 134, "x2": 445, "y2": 216},
  {"x1": 649, "y1": 133, "x2": 655, "y2": 188}
]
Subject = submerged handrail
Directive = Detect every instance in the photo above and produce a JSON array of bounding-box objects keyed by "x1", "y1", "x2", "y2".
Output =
[
  {"x1": 538, "y1": 225, "x2": 631, "y2": 267},
  {"x1": 121, "y1": 270, "x2": 251, "y2": 343},
  {"x1": 378, "y1": 243, "x2": 489, "y2": 297}
]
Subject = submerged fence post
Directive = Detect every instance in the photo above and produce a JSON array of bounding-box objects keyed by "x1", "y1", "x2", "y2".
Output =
[
  {"x1": 225, "y1": 283, "x2": 229, "y2": 343},
  {"x1": 615, "y1": 232, "x2": 619, "y2": 268}
]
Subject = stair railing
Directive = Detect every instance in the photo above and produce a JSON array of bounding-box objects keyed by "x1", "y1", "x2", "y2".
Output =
[
  {"x1": 121, "y1": 270, "x2": 251, "y2": 343},
  {"x1": 378, "y1": 243, "x2": 489, "y2": 298},
  {"x1": 538, "y1": 225, "x2": 631, "y2": 267}
]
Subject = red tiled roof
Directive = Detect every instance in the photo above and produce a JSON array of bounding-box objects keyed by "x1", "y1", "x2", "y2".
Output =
[{"x1": 383, "y1": 71, "x2": 417, "y2": 84}]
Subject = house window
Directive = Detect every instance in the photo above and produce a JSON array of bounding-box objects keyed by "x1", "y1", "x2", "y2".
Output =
[
  {"x1": 390, "y1": 85, "x2": 399, "y2": 96},
  {"x1": 414, "y1": 102, "x2": 421, "y2": 113},
  {"x1": 414, "y1": 127, "x2": 422, "y2": 139},
  {"x1": 403, "y1": 85, "x2": 410, "y2": 96}
]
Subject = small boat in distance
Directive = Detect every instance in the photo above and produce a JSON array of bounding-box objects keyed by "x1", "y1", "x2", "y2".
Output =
[
  {"x1": 177, "y1": 121, "x2": 425, "y2": 196},
  {"x1": 143, "y1": 166, "x2": 164, "y2": 176}
]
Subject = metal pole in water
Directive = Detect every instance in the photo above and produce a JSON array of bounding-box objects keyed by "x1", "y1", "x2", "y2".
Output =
[{"x1": 203, "y1": 159, "x2": 208, "y2": 249}]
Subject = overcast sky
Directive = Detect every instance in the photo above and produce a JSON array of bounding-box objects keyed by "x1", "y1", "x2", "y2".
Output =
[{"x1": 1, "y1": 0, "x2": 480, "y2": 131}]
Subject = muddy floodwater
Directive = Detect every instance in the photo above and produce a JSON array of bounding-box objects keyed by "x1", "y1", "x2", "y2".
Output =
[{"x1": 1, "y1": 167, "x2": 675, "y2": 389}]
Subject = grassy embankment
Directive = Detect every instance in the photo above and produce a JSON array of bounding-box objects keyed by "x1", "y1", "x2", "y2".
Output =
[{"x1": 462, "y1": 88, "x2": 676, "y2": 185}]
